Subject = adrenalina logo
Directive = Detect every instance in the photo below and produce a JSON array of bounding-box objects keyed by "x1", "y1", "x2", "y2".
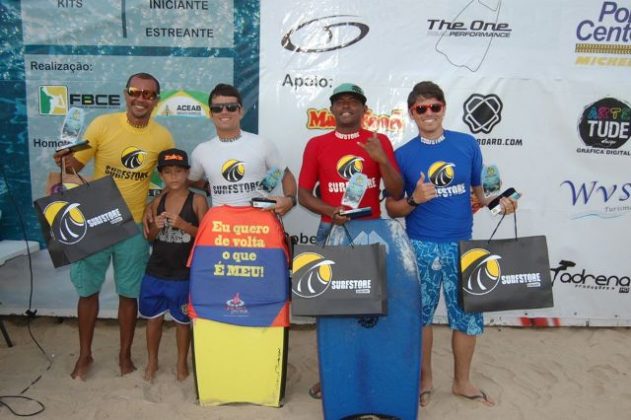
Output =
[
  {"x1": 121, "y1": 147, "x2": 147, "y2": 169},
  {"x1": 551, "y1": 259, "x2": 630, "y2": 293},
  {"x1": 44, "y1": 201, "x2": 87, "y2": 245},
  {"x1": 560, "y1": 179, "x2": 631, "y2": 219},
  {"x1": 575, "y1": 2, "x2": 631, "y2": 67},
  {"x1": 460, "y1": 248, "x2": 502, "y2": 296},
  {"x1": 336, "y1": 155, "x2": 364, "y2": 180},
  {"x1": 39, "y1": 85, "x2": 68, "y2": 115},
  {"x1": 221, "y1": 159, "x2": 246, "y2": 182},
  {"x1": 463, "y1": 93, "x2": 503, "y2": 134},
  {"x1": 292, "y1": 252, "x2": 335, "y2": 298},
  {"x1": 281, "y1": 15, "x2": 369, "y2": 53},
  {"x1": 428, "y1": 161, "x2": 455, "y2": 187},
  {"x1": 577, "y1": 97, "x2": 631, "y2": 154}
]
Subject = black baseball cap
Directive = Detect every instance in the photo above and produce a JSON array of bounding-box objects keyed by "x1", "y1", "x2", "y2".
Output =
[{"x1": 157, "y1": 148, "x2": 190, "y2": 171}]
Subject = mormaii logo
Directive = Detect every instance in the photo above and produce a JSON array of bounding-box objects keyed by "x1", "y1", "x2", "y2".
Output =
[
  {"x1": 281, "y1": 15, "x2": 369, "y2": 53},
  {"x1": 463, "y1": 93, "x2": 503, "y2": 134},
  {"x1": 577, "y1": 97, "x2": 631, "y2": 155},
  {"x1": 460, "y1": 248, "x2": 502, "y2": 296},
  {"x1": 292, "y1": 252, "x2": 335, "y2": 298}
]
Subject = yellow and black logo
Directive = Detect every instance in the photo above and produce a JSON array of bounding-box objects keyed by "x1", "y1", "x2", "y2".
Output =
[
  {"x1": 336, "y1": 155, "x2": 364, "y2": 180},
  {"x1": 221, "y1": 159, "x2": 246, "y2": 182},
  {"x1": 43, "y1": 201, "x2": 87, "y2": 245},
  {"x1": 121, "y1": 146, "x2": 147, "y2": 170},
  {"x1": 292, "y1": 252, "x2": 335, "y2": 298},
  {"x1": 460, "y1": 248, "x2": 502, "y2": 296},
  {"x1": 428, "y1": 161, "x2": 455, "y2": 186}
]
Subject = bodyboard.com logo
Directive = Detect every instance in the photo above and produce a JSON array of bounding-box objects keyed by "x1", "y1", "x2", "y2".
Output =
[
  {"x1": 121, "y1": 147, "x2": 147, "y2": 169},
  {"x1": 292, "y1": 252, "x2": 335, "y2": 298},
  {"x1": 463, "y1": 94, "x2": 503, "y2": 134},
  {"x1": 39, "y1": 86, "x2": 68, "y2": 115},
  {"x1": 221, "y1": 159, "x2": 246, "y2": 182},
  {"x1": 43, "y1": 201, "x2": 87, "y2": 245},
  {"x1": 336, "y1": 155, "x2": 364, "y2": 179},
  {"x1": 577, "y1": 97, "x2": 631, "y2": 156},
  {"x1": 460, "y1": 248, "x2": 502, "y2": 296},
  {"x1": 428, "y1": 161, "x2": 455, "y2": 186}
]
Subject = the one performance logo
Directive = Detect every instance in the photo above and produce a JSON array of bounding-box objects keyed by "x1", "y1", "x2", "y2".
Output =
[
  {"x1": 463, "y1": 94, "x2": 503, "y2": 134},
  {"x1": 461, "y1": 248, "x2": 502, "y2": 296},
  {"x1": 43, "y1": 201, "x2": 88, "y2": 245},
  {"x1": 221, "y1": 159, "x2": 246, "y2": 182},
  {"x1": 336, "y1": 155, "x2": 364, "y2": 180},
  {"x1": 292, "y1": 252, "x2": 335, "y2": 298},
  {"x1": 281, "y1": 15, "x2": 370, "y2": 53},
  {"x1": 428, "y1": 161, "x2": 455, "y2": 186},
  {"x1": 121, "y1": 147, "x2": 147, "y2": 169}
]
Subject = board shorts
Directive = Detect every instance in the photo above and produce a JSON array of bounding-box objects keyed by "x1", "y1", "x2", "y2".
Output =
[
  {"x1": 410, "y1": 239, "x2": 484, "y2": 336},
  {"x1": 138, "y1": 273, "x2": 190, "y2": 324}
]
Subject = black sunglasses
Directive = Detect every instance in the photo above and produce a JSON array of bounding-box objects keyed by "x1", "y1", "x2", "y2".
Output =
[
  {"x1": 125, "y1": 87, "x2": 158, "y2": 100},
  {"x1": 210, "y1": 103, "x2": 241, "y2": 114},
  {"x1": 413, "y1": 103, "x2": 443, "y2": 114}
]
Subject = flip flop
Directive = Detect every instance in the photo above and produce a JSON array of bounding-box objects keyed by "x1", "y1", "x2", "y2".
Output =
[
  {"x1": 419, "y1": 389, "x2": 433, "y2": 407},
  {"x1": 308, "y1": 383, "x2": 322, "y2": 400},
  {"x1": 456, "y1": 390, "x2": 494, "y2": 407}
]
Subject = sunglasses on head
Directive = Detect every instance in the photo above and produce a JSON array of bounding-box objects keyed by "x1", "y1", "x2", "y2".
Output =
[
  {"x1": 413, "y1": 103, "x2": 444, "y2": 115},
  {"x1": 210, "y1": 103, "x2": 241, "y2": 114},
  {"x1": 125, "y1": 87, "x2": 158, "y2": 100}
]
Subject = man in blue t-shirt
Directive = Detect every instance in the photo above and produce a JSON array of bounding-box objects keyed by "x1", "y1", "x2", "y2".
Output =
[{"x1": 386, "y1": 81, "x2": 517, "y2": 408}]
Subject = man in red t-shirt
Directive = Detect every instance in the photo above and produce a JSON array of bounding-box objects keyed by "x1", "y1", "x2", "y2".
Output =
[{"x1": 298, "y1": 83, "x2": 403, "y2": 398}]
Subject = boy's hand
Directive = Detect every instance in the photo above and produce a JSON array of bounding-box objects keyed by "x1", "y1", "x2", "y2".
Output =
[{"x1": 160, "y1": 211, "x2": 187, "y2": 231}]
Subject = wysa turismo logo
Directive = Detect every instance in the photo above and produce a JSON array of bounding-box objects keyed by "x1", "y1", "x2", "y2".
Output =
[
  {"x1": 292, "y1": 252, "x2": 335, "y2": 298},
  {"x1": 463, "y1": 93, "x2": 503, "y2": 134},
  {"x1": 428, "y1": 161, "x2": 455, "y2": 186},
  {"x1": 336, "y1": 155, "x2": 364, "y2": 179},
  {"x1": 577, "y1": 97, "x2": 631, "y2": 156},
  {"x1": 460, "y1": 248, "x2": 502, "y2": 296},
  {"x1": 43, "y1": 201, "x2": 87, "y2": 245},
  {"x1": 560, "y1": 179, "x2": 631, "y2": 219},
  {"x1": 575, "y1": 2, "x2": 631, "y2": 67},
  {"x1": 39, "y1": 86, "x2": 68, "y2": 115},
  {"x1": 551, "y1": 260, "x2": 630, "y2": 294},
  {"x1": 121, "y1": 147, "x2": 147, "y2": 169},
  {"x1": 281, "y1": 15, "x2": 369, "y2": 53},
  {"x1": 221, "y1": 159, "x2": 246, "y2": 182}
]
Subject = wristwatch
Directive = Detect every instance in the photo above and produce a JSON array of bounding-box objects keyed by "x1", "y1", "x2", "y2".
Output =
[{"x1": 407, "y1": 195, "x2": 420, "y2": 207}]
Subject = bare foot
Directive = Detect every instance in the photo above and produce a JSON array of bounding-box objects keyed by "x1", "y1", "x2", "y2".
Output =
[
  {"x1": 144, "y1": 360, "x2": 158, "y2": 382},
  {"x1": 453, "y1": 383, "x2": 495, "y2": 407},
  {"x1": 176, "y1": 362, "x2": 189, "y2": 382},
  {"x1": 419, "y1": 388, "x2": 433, "y2": 407},
  {"x1": 119, "y1": 354, "x2": 137, "y2": 376},
  {"x1": 70, "y1": 355, "x2": 93, "y2": 380}
]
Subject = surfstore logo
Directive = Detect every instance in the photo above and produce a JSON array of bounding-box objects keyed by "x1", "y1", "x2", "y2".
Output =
[
  {"x1": 221, "y1": 159, "x2": 246, "y2": 182},
  {"x1": 121, "y1": 147, "x2": 147, "y2": 169},
  {"x1": 577, "y1": 97, "x2": 631, "y2": 155},
  {"x1": 281, "y1": 15, "x2": 369, "y2": 53},
  {"x1": 292, "y1": 252, "x2": 335, "y2": 298},
  {"x1": 39, "y1": 85, "x2": 68, "y2": 115},
  {"x1": 336, "y1": 155, "x2": 364, "y2": 180},
  {"x1": 43, "y1": 201, "x2": 87, "y2": 245},
  {"x1": 428, "y1": 161, "x2": 455, "y2": 186},
  {"x1": 461, "y1": 248, "x2": 502, "y2": 296},
  {"x1": 463, "y1": 93, "x2": 503, "y2": 134}
]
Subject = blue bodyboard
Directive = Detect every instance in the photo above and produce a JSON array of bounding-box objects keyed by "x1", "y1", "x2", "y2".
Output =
[{"x1": 318, "y1": 219, "x2": 422, "y2": 420}]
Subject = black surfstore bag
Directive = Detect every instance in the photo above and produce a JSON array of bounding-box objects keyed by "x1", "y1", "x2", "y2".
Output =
[
  {"x1": 34, "y1": 175, "x2": 138, "y2": 268},
  {"x1": 459, "y1": 213, "x2": 553, "y2": 313},
  {"x1": 291, "y1": 240, "x2": 387, "y2": 316}
]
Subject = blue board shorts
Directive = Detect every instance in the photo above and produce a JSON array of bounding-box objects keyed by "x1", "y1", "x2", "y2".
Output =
[
  {"x1": 70, "y1": 226, "x2": 148, "y2": 298},
  {"x1": 410, "y1": 239, "x2": 483, "y2": 336},
  {"x1": 139, "y1": 273, "x2": 190, "y2": 324}
]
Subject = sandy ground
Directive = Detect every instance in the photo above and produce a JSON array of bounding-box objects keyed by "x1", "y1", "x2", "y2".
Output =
[{"x1": 1, "y1": 317, "x2": 631, "y2": 419}]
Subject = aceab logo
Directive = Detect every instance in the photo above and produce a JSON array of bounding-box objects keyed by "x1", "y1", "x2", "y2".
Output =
[
  {"x1": 551, "y1": 260, "x2": 630, "y2": 294},
  {"x1": 577, "y1": 97, "x2": 631, "y2": 156},
  {"x1": 43, "y1": 201, "x2": 87, "y2": 245},
  {"x1": 292, "y1": 252, "x2": 335, "y2": 298}
]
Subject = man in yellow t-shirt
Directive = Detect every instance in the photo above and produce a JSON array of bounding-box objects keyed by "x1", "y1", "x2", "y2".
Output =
[{"x1": 53, "y1": 72, "x2": 174, "y2": 380}]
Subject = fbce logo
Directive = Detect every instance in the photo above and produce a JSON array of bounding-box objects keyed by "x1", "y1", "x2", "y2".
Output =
[
  {"x1": 461, "y1": 248, "x2": 502, "y2": 296},
  {"x1": 44, "y1": 201, "x2": 88, "y2": 245},
  {"x1": 121, "y1": 147, "x2": 147, "y2": 170},
  {"x1": 463, "y1": 94, "x2": 503, "y2": 134},
  {"x1": 221, "y1": 159, "x2": 246, "y2": 182},
  {"x1": 336, "y1": 155, "x2": 364, "y2": 179},
  {"x1": 428, "y1": 161, "x2": 455, "y2": 186},
  {"x1": 281, "y1": 15, "x2": 369, "y2": 53},
  {"x1": 292, "y1": 252, "x2": 335, "y2": 298}
]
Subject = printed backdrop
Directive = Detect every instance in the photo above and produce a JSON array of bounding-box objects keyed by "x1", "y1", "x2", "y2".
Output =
[{"x1": 0, "y1": 0, "x2": 629, "y2": 325}]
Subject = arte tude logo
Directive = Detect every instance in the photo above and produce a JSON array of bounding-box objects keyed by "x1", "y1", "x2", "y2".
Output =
[
  {"x1": 336, "y1": 155, "x2": 364, "y2": 180},
  {"x1": 281, "y1": 15, "x2": 369, "y2": 53},
  {"x1": 463, "y1": 93, "x2": 503, "y2": 134},
  {"x1": 292, "y1": 252, "x2": 335, "y2": 298},
  {"x1": 221, "y1": 159, "x2": 246, "y2": 182},
  {"x1": 551, "y1": 259, "x2": 630, "y2": 293},
  {"x1": 577, "y1": 97, "x2": 631, "y2": 156}
]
